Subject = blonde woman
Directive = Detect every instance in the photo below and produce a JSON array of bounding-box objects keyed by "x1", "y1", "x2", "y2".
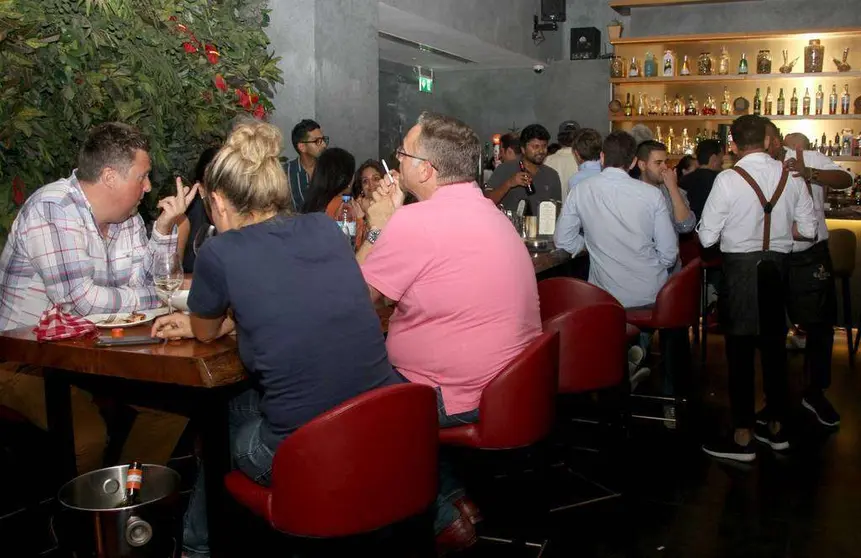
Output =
[{"x1": 152, "y1": 121, "x2": 397, "y2": 558}]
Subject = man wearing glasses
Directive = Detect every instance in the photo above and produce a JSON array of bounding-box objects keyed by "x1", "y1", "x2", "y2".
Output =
[{"x1": 285, "y1": 119, "x2": 328, "y2": 209}]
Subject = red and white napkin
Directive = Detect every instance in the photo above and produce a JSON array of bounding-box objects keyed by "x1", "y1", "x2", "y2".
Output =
[{"x1": 33, "y1": 305, "x2": 98, "y2": 342}]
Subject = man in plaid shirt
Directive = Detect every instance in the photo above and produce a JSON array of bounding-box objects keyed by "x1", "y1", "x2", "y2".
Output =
[{"x1": 0, "y1": 122, "x2": 196, "y2": 473}]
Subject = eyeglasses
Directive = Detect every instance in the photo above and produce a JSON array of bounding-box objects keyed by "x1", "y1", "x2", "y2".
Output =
[
  {"x1": 396, "y1": 148, "x2": 437, "y2": 170},
  {"x1": 299, "y1": 136, "x2": 329, "y2": 146}
]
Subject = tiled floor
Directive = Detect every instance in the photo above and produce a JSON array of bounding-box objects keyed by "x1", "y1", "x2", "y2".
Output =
[{"x1": 2, "y1": 331, "x2": 859, "y2": 557}]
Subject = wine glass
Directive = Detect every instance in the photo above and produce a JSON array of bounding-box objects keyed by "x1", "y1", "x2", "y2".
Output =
[
  {"x1": 152, "y1": 252, "x2": 184, "y2": 318},
  {"x1": 192, "y1": 225, "x2": 217, "y2": 256}
]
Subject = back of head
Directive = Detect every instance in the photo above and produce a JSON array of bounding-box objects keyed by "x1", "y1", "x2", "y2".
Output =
[
  {"x1": 731, "y1": 115, "x2": 767, "y2": 152},
  {"x1": 291, "y1": 118, "x2": 320, "y2": 152},
  {"x1": 77, "y1": 122, "x2": 149, "y2": 183},
  {"x1": 630, "y1": 124, "x2": 655, "y2": 147},
  {"x1": 520, "y1": 124, "x2": 551, "y2": 148},
  {"x1": 675, "y1": 155, "x2": 697, "y2": 182},
  {"x1": 302, "y1": 147, "x2": 356, "y2": 213},
  {"x1": 602, "y1": 131, "x2": 637, "y2": 170},
  {"x1": 635, "y1": 140, "x2": 667, "y2": 164},
  {"x1": 784, "y1": 132, "x2": 811, "y2": 151},
  {"x1": 500, "y1": 132, "x2": 522, "y2": 154},
  {"x1": 572, "y1": 128, "x2": 602, "y2": 162},
  {"x1": 416, "y1": 112, "x2": 480, "y2": 185},
  {"x1": 204, "y1": 121, "x2": 292, "y2": 215},
  {"x1": 557, "y1": 120, "x2": 579, "y2": 147},
  {"x1": 194, "y1": 146, "x2": 220, "y2": 184},
  {"x1": 695, "y1": 139, "x2": 724, "y2": 166}
]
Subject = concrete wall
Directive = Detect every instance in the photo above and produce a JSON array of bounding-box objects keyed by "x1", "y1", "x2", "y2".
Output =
[
  {"x1": 267, "y1": 0, "x2": 378, "y2": 161},
  {"x1": 379, "y1": 60, "x2": 442, "y2": 158}
]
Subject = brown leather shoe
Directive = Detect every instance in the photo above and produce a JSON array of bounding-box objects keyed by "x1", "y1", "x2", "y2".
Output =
[
  {"x1": 435, "y1": 515, "x2": 477, "y2": 556},
  {"x1": 453, "y1": 497, "x2": 483, "y2": 525}
]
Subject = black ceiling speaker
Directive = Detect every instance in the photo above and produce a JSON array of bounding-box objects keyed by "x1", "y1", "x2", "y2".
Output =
[
  {"x1": 541, "y1": 0, "x2": 566, "y2": 22},
  {"x1": 570, "y1": 27, "x2": 601, "y2": 60}
]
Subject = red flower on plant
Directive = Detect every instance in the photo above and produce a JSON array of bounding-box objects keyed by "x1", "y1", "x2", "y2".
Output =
[
  {"x1": 183, "y1": 42, "x2": 197, "y2": 54},
  {"x1": 235, "y1": 88, "x2": 252, "y2": 110},
  {"x1": 12, "y1": 176, "x2": 25, "y2": 206},
  {"x1": 214, "y1": 74, "x2": 227, "y2": 92},
  {"x1": 250, "y1": 93, "x2": 259, "y2": 105},
  {"x1": 252, "y1": 104, "x2": 265, "y2": 120},
  {"x1": 205, "y1": 44, "x2": 219, "y2": 64}
]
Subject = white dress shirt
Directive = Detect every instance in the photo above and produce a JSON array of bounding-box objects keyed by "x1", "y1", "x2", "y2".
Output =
[
  {"x1": 697, "y1": 152, "x2": 817, "y2": 254},
  {"x1": 786, "y1": 149, "x2": 853, "y2": 252},
  {"x1": 553, "y1": 167, "x2": 678, "y2": 308},
  {"x1": 544, "y1": 147, "x2": 579, "y2": 201}
]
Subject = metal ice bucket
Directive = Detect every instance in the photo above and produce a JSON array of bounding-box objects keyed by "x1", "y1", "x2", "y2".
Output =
[{"x1": 56, "y1": 464, "x2": 182, "y2": 557}]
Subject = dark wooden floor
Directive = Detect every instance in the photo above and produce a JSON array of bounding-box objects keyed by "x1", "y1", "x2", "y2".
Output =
[{"x1": 2, "y1": 330, "x2": 859, "y2": 557}]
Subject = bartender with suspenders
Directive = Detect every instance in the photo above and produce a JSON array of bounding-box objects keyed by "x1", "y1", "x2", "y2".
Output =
[{"x1": 697, "y1": 115, "x2": 817, "y2": 463}]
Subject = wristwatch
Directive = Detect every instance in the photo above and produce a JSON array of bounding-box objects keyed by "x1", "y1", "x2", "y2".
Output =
[{"x1": 366, "y1": 227, "x2": 383, "y2": 245}]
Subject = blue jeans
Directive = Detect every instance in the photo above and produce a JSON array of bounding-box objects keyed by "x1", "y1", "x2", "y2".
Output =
[{"x1": 183, "y1": 388, "x2": 278, "y2": 557}]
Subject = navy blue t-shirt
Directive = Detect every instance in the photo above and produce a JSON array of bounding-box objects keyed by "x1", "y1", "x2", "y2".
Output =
[{"x1": 188, "y1": 213, "x2": 397, "y2": 439}]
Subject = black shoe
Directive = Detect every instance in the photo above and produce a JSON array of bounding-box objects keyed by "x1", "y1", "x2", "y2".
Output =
[
  {"x1": 702, "y1": 438, "x2": 756, "y2": 462},
  {"x1": 755, "y1": 406, "x2": 772, "y2": 426},
  {"x1": 802, "y1": 393, "x2": 841, "y2": 427},
  {"x1": 754, "y1": 423, "x2": 790, "y2": 451}
]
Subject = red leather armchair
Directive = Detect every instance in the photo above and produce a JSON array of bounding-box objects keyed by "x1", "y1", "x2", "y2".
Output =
[
  {"x1": 539, "y1": 277, "x2": 640, "y2": 342},
  {"x1": 225, "y1": 383, "x2": 439, "y2": 538},
  {"x1": 438, "y1": 330, "x2": 559, "y2": 450},
  {"x1": 626, "y1": 258, "x2": 702, "y2": 331}
]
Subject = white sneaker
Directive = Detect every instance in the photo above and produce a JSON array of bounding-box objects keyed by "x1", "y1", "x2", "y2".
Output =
[
  {"x1": 628, "y1": 345, "x2": 645, "y2": 368},
  {"x1": 630, "y1": 367, "x2": 651, "y2": 392}
]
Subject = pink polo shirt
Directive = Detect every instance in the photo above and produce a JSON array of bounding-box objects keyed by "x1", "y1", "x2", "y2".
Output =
[{"x1": 361, "y1": 182, "x2": 542, "y2": 415}]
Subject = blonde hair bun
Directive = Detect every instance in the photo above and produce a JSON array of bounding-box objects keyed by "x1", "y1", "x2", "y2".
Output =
[{"x1": 224, "y1": 121, "x2": 283, "y2": 174}]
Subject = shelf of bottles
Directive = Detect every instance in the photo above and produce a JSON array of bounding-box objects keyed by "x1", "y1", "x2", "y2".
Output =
[{"x1": 609, "y1": 28, "x2": 861, "y2": 156}]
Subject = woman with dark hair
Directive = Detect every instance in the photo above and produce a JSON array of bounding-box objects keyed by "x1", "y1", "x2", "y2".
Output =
[
  {"x1": 353, "y1": 159, "x2": 386, "y2": 213},
  {"x1": 675, "y1": 154, "x2": 699, "y2": 184},
  {"x1": 302, "y1": 147, "x2": 367, "y2": 248},
  {"x1": 177, "y1": 146, "x2": 219, "y2": 272}
]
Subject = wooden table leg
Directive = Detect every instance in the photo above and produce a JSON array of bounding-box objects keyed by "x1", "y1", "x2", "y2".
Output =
[
  {"x1": 44, "y1": 368, "x2": 78, "y2": 482},
  {"x1": 197, "y1": 391, "x2": 231, "y2": 558}
]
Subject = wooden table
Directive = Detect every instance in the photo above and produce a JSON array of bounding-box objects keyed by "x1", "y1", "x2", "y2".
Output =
[{"x1": 0, "y1": 325, "x2": 245, "y2": 557}]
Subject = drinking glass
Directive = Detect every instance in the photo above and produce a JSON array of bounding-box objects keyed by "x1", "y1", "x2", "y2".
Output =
[
  {"x1": 192, "y1": 225, "x2": 217, "y2": 256},
  {"x1": 152, "y1": 252, "x2": 184, "y2": 317}
]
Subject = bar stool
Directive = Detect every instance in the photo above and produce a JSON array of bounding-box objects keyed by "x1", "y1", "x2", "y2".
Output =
[
  {"x1": 538, "y1": 277, "x2": 640, "y2": 343},
  {"x1": 828, "y1": 229, "x2": 856, "y2": 366},
  {"x1": 625, "y1": 258, "x2": 702, "y2": 425},
  {"x1": 224, "y1": 384, "x2": 439, "y2": 553},
  {"x1": 699, "y1": 248, "x2": 723, "y2": 365}
]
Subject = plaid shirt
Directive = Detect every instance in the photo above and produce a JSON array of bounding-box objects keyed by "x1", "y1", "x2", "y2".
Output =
[{"x1": 0, "y1": 172, "x2": 176, "y2": 331}]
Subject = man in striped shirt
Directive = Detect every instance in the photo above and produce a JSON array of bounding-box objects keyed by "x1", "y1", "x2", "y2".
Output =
[{"x1": 0, "y1": 122, "x2": 195, "y2": 473}]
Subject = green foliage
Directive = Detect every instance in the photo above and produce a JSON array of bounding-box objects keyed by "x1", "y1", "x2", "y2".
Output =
[{"x1": 0, "y1": 0, "x2": 282, "y2": 238}]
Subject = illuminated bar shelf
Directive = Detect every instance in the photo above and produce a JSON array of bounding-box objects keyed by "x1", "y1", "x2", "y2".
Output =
[
  {"x1": 610, "y1": 114, "x2": 861, "y2": 121},
  {"x1": 611, "y1": 71, "x2": 861, "y2": 85}
]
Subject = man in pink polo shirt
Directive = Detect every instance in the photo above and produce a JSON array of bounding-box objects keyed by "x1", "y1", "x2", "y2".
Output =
[{"x1": 358, "y1": 112, "x2": 542, "y2": 553}]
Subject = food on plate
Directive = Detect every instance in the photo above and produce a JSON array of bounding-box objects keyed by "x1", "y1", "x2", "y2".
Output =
[{"x1": 98, "y1": 312, "x2": 147, "y2": 326}]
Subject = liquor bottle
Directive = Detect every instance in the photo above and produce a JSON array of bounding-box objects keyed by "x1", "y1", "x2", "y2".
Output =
[
  {"x1": 656, "y1": 125, "x2": 664, "y2": 143},
  {"x1": 624, "y1": 93, "x2": 633, "y2": 117},
  {"x1": 681, "y1": 128, "x2": 692, "y2": 154},
  {"x1": 815, "y1": 84, "x2": 824, "y2": 115},
  {"x1": 119, "y1": 461, "x2": 143, "y2": 507},
  {"x1": 790, "y1": 87, "x2": 798, "y2": 116},
  {"x1": 680, "y1": 55, "x2": 691, "y2": 76},
  {"x1": 644, "y1": 52, "x2": 657, "y2": 77},
  {"x1": 720, "y1": 87, "x2": 731, "y2": 116},
  {"x1": 764, "y1": 87, "x2": 773, "y2": 115},
  {"x1": 753, "y1": 88, "x2": 762, "y2": 115},
  {"x1": 820, "y1": 133, "x2": 828, "y2": 154},
  {"x1": 673, "y1": 94, "x2": 684, "y2": 116},
  {"x1": 829, "y1": 84, "x2": 838, "y2": 115},
  {"x1": 666, "y1": 127, "x2": 676, "y2": 155},
  {"x1": 738, "y1": 52, "x2": 748, "y2": 75},
  {"x1": 802, "y1": 88, "x2": 811, "y2": 116},
  {"x1": 662, "y1": 50, "x2": 675, "y2": 77},
  {"x1": 694, "y1": 128, "x2": 702, "y2": 144},
  {"x1": 628, "y1": 57, "x2": 640, "y2": 77},
  {"x1": 841, "y1": 84, "x2": 851, "y2": 114},
  {"x1": 718, "y1": 46, "x2": 730, "y2": 75},
  {"x1": 637, "y1": 92, "x2": 646, "y2": 116},
  {"x1": 827, "y1": 140, "x2": 834, "y2": 157},
  {"x1": 661, "y1": 94, "x2": 670, "y2": 115},
  {"x1": 519, "y1": 160, "x2": 536, "y2": 196},
  {"x1": 685, "y1": 95, "x2": 698, "y2": 116},
  {"x1": 776, "y1": 88, "x2": 785, "y2": 115}
]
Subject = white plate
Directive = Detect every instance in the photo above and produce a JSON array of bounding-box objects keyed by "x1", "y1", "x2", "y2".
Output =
[{"x1": 85, "y1": 308, "x2": 169, "y2": 328}]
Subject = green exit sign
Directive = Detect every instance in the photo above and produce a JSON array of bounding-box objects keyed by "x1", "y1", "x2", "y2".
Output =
[{"x1": 419, "y1": 75, "x2": 433, "y2": 93}]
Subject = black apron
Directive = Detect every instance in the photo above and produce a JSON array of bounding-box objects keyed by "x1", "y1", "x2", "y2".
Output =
[{"x1": 719, "y1": 166, "x2": 790, "y2": 337}]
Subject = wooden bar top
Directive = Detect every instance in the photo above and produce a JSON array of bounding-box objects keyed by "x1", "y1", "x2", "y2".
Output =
[
  {"x1": 0, "y1": 326, "x2": 244, "y2": 388},
  {"x1": 531, "y1": 249, "x2": 571, "y2": 274}
]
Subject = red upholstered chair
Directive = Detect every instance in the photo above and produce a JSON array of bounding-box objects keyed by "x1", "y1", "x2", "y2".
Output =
[
  {"x1": 439, "y1": 330, "x2": 559, "y2": 450},
  {"x1": 225, "y1": 383, "x2": 438, "y2": 544},
  {"x1": 538, "y1": 277, "x2": 640, "y2": 345}
]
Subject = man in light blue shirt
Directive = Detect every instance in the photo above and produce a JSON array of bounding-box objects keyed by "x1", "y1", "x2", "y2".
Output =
[
  {"x1": 566, "y1": 128, "x2": 604, "y2": 194},
  {"x1": 554, "y1": 131, "x2": 678, "y2": 309}
]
